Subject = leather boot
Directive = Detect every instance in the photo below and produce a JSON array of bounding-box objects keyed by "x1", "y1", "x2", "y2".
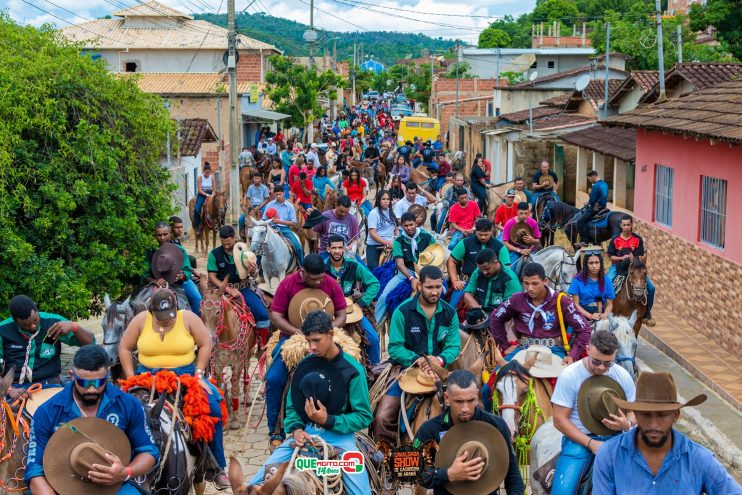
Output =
[{"x1": 371, "y1": 394, "x2": 401, "y2": 445}]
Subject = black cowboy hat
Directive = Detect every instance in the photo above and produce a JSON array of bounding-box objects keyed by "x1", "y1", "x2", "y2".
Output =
[
  {"x1": 151, "y1": 243, "x2": 184, "y2": 285},
  {"x1": 301, "y1": 209, "x2": 327, "y2": 229},
  {"x1": 405, "y1": 140, "x2": 413, "y2": 145},
  {"x1": 461, "y1": 308, "x2": 490, "y2": 331},
  {"x1": 290, "y1": 355, "x2": 355, "y2": 424}
]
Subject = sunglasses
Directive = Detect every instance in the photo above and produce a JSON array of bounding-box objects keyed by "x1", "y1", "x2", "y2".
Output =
[
  {"x1": 583, "y1": 250, "x2": 603, "y2": 257},
  {"x1": 73, "y1": 372, "x2": 109, "y2": 389},
  {"x1": 588, "y1": 356, "x2": 614, "y2": 368}
]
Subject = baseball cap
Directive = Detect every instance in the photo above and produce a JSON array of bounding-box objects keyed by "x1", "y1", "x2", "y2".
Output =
[
  {"x1": 151, "y1": 289, "x2": 177, "y2": 321},
  {"x1": 506, "y1": 189, "x2": 516, "y2": 197}
]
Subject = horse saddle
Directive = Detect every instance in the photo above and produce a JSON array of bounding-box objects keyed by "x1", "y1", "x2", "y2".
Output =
[
  {"x1": 588, "y1": 209, "x2": 613, "y2": 229},
  {"x1": 22, "y1": 387, "x2": 64, "y2": 418}
]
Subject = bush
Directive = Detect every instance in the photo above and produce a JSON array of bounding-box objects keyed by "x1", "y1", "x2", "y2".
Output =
[{"x1": 0, "y1": 15, "x2": 175, "y2": 318}]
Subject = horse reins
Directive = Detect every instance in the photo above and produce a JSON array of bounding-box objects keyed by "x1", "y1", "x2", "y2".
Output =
[{"x1": 0, "y1": 384, "x2": 41, "y2": 492}]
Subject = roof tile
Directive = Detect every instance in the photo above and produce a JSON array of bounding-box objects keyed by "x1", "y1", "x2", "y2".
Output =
[
  {"x1": 178, "y1": 118, "x2": 218, "y2": 157},
  {"x1": 560, "y1": 124, "x2": 636, "y2": 161}
]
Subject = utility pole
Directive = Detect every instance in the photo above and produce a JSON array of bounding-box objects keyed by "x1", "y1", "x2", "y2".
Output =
[
  {"x1": 227, "y1": 0, "x2": 239, "y2": 222},
  {"x1": 603, "y1": 22, "x2": 610, "y2": 120},
  {"x1": 655, "y1": 0, "x2": 666, "y2": 100},
  {"x1": 352, "y1": 42, "x2": 357, "y2": 106},
  {"x1": 309, "y1": 0, "x2": 315, "y2": 68},
  {"x1": 677, "y1": 25, "x2": 683, "y2": 63},
  {"x1": 455, "y1": 39, "x2": 460, "y2": 118}
]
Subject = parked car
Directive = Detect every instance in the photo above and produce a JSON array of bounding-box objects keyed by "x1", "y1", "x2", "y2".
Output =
[{"x1": 391, "y1": 105, "x2": 414, "y2": 121}]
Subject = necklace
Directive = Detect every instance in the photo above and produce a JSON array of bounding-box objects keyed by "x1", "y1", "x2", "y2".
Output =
[{"x1": 73, "y1": 394, "x2": 96, "y2": 418}]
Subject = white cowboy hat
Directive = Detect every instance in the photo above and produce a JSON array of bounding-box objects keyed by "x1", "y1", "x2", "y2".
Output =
[
  {"x1": 233, "y1": 242, "x2": 257, "y2": 280},
  {"x1": 512, "y1": 345, "x2": 567, "y2": 378}
]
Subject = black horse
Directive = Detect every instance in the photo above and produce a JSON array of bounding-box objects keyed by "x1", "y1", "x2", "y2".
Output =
[{"x1": 540, "y1": 200, "x2": 623, "y2": 248}]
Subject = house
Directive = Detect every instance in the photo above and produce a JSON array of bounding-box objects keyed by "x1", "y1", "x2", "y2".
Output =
[
  {"x1": 605, "y1": 79, "x2": 742, "y2": 356},
  {"x1": 608, "y1": 70, "x2": 659, "y2": 113},
  {"x1": 563, "y1": 79, "x2": 626, "y2": 118},
  {"x1": 461, "y1": 47, "x2": 596, "y2": 80},
  {"x1": 640, "y1": 62, "x2": 742, "y2": 104},
  {"x1": 429, "y1": 78, "x2": 503, "y2": 136}
]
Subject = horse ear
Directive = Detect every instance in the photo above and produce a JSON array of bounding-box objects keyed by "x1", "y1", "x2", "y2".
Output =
[
  {"x1": 150, "y1": 391, "x2": 167, "y2": 420},
  {"x1": 0, "y1": 367, "x2": 15, "y2": 396},
  {"x1": 228, "y1": 457, "x2": 246, "y2": 495},
  {"x1": 628, "y1": 310, "x2": 639, "y2": 329},
  {"x1": 104, "y1": 294, "x2": 111, "y2": 310},
  {"x1": 607, "y1": 313, "x2": 617, "y2": 331},
  {"x1": 123, "y1": 296, "x2": 131, "y2": 307}
]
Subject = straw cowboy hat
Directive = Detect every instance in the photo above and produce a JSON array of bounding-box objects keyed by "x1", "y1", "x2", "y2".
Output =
[
  {"x1": 151, "y1": 243, "x2": 184, "y2": 285},
  {"x1": 509, "y1": 221, "x2": 535, "y2": 246},
  {"x1": 577, "y1": 375, "x2": 627, "y2": 435},
  {"x1": 612, "y1": 371, "x2": 707, "y2": 412},
  {"x1": 398, "y1": 367, "x2": 438, "y2": 394},
  {"x1": 513, "y1": 190, "x2": 528, "y2": 205},
  {"x1": 43, "y1": 417, "x2": 131, "y2": 495},
  {"x1": 233, "y1": 242, "x2": 257, "y2": 280},
  {"x1": 407, "y1": 204, "x2": 427, "y2": 227},
  {"x1": 287, "y1": 288, "x2": 336, "y2": 328},
  {"x1": 512, "y1": 345, "x2": 567, "y2": 379},
  {"x1": 414, "y1": 243, "x2": 446, "y2": 274},
  {"x1": 344, "y1": 297, "x2": 363, "y2": 324},
  {"x1": 435, "y1": 421, "x2": 509, "y2": 495}
]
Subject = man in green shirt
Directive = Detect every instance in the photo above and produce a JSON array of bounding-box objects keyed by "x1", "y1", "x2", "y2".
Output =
[
  {"x1": 446, "y1": 218, "x2": 510, "y2": 309},
  {"x1": 325, "y1": 234, "x2": 381, "y2": 364},
  {"x1": 371, "y1": 265, "x2": 461, "y2": 444},
  {"x1": 0, "y1": 295, "x2": 94, "y2": 399},
  {"x1": 464, "y1": 248, "x2": 521, "y2": 315},
  {"x1": 247, "y1": 311, "x2": 372, "y2": 494}
]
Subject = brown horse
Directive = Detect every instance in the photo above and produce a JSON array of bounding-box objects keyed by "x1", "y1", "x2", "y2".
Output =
[
  {"x1": 323, "y1": 189, "x2": 338, "y2": 211},
  {"x1": 188, "y1": 192, "x2": 227, "y2": 253},
  {"x1": 201, "y1": 289, "x2": 260, "y2": 430},
  {"x1": 293, "y1": 202, "x2": 320, "y2": 253},
  {"x1": 0, "y1": 368, "x2": 28, "y2": 493},
  {"x1": 612, "y1": 257, "x2": 649, "y2": 336},
  {"x1": 240, "y1": 166, "x2": 259, "y2": 199}
]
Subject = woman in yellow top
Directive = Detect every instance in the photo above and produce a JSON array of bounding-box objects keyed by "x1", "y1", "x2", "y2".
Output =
[{"x1": 118, "y1": 289, "x2": 229, "y2": 489}]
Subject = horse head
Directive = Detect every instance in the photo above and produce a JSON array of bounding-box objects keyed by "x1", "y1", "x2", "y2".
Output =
[
  {"x1": 493, "y1": 360, "x2": 534, "y2": 441},
  {"x1": 214, "y1": 192, "x2": 228, "y2": 225},
  {"x1": 600, "y1": 312, "x2": 638, "y2": 379},
  {"x1": 626, "y1": 258, "x2": 649, "y2": 303},
  {"x1": 101, "y1": 295, "x2": 133, "y2": 367},
  {"x1": 201, "y1": 289, "x2": 225, "y2": 336},
  {"x1": 250, "y1": 220, "x2": 272, "y2": 255}
]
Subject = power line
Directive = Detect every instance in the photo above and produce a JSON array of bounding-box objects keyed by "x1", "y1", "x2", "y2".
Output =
[
  {"x1": 293, "y1": 0, "x2": 369, "y2": 32},
  {"x1": 185, "y1": 0, "x2": 225, "y2": 73},
  {"x1": 334, "y1": 0, "x2": 504, "y2": 19}
]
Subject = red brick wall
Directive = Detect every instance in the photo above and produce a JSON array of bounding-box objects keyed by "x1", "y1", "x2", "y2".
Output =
[
  {"x1": 532, "y1": 36, "x2": 591, "y2": 48},
  {"x1": 429, "y1": 78, "x2": 504, "y2": 136},
  {"x1": 236, "y1": 52, "x2": 263, "y2": 83}
]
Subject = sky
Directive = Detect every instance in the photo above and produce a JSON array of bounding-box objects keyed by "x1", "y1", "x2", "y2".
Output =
[{"x1": 2, "y1": 0, "x2": 537, "y2": 45}]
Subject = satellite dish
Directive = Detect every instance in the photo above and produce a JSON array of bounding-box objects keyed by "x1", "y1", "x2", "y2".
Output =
[
  {"x1": 303, "y1": 30, "x2": 318, "y2": 43},
  {"x1": 575, "y1": 74, "x2": 591, "y2": 92},
  {"x1": 410, "y1": 83, "x2": 417, "y2": 91},
  {"x1": 529, "y1": 71, "x2": 539, "y2": 82}
]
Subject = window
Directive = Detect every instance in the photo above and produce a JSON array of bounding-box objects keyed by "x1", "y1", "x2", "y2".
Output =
[
  {"x1": 406, "y1": 122, "x2": 420, "y2": 128},
  {"x1": 486, "y1": 101, "x2": 494, "y2": 117},
  {"x1": 421, "y1": 122, "x2": 435, "y2": 129},
  {"x1": 654, "y1": 165, "x2": 674, "y2": 227},
  {"x1": 124, "y1": 62, "x2": 138, "y2": 72},
  {"x1": 530, "y1": 61, "x2": 538, "y2": 69},
  {"x1": 700, "y1": 176, "x2": 727, "y2": 249},
  {"x1": 547, "y1": 60, "x2": 555, "y2": 69}
]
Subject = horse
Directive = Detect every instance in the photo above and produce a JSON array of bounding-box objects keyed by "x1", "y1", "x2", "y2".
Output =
[
  {"x1": 540, "y1": 201, "x2": 623, "y2": 248},
  {"x1": 348, "y1": 203, "x2": 367, "y2": 260},
  {"x1": 612, "y1": 258, "x2": 648, "y2": 336},
  {"x1": 102, "y1": 294, "x2": 148, "y2": 382},
  {"x1": 516, "y1": 246, "x2": 578, "y2": 293},
  {"x1": 0, "y1": 367, "x2": 29, "y2": 493},
  {"x1": 293, "y1": 203, "x2": 320, "y2": 254},
  {"x1": 250, "y1": 220, "x2": 300, "y2": 291},
  {"x1": 201, "y1": 289, "x2": 260, "y2": 430},
  {"x1": 240, "y1": 166, "x2": 259, "y2": 199},
  {"x1": 409, "y1": 166, "x2": 435, "y2": 193},
  {"x1": 240, "y1": 207, "x2": 262, "y2": 243},
  {"x1": 595, "y1": 312, "x2": 639, "y2": 380},
  {"x1": 127, "y1": 388, "x2": 208, "y2": 495},
  {"x1": 188, "y1": 191, "x2": 227, "y2": 253},
  {"x1": 485, "y1": 180, "x2": 515, "y2": 218}
]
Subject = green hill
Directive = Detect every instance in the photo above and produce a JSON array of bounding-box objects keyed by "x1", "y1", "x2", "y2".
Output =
[{"x1": 194, "y1": 12, "x2": 456, "y2": 65}]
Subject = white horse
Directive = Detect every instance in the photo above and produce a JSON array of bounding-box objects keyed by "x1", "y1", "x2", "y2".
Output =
[
  {"x1": 527, "y1": 246, "x2": 579, "y2": 293},
  {"x1": 250, "y1": 220, "x2": 299, "y2": 290},
  {"x1": 348, "y1": 204, "x2": 367, "y2": 260},
  {"x1": 529, "y1": 419, "x2": 563, "y2": 495},
  {"x1": 595, "y1": 311, "x2": 639, "y2": 380}
]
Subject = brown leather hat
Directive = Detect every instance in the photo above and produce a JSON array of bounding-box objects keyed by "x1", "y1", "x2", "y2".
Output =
[{"x1": 613, "y1": 372, "x2": 706, "y2": 412}]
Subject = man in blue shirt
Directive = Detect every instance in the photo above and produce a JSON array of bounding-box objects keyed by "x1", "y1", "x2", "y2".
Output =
[
  {"x1": 593, "y1": 371, "x2": 742, "y2": 494},
  {"x1": 262, "y1": 188, "x2": 304, "y2": 264},
  {"x1": 26, "y1": 345, "x2": 159, "y2": 494},
  {"x1": 576, "y1": 170, "x2": 609, "y2": 246}
]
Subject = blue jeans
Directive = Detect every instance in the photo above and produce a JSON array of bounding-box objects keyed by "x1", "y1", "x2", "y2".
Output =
[
  {"x1": 276, "y1": 226, "x2": 304, "y2": 265},
  {"x1": 266, "y1": 335, "x2": 290, "y2": 438},
  {"x1": 448, "y1": 231, "x2": 464, "y2": 250},
  {"x1": 375, "y1": 272, "x2": 407, "y2": 323},
  {"x1": 449, "y1": 289, "x2": 465, "y2": 310},
  {"x1": 137, "y1": 364, "x2": 226, "y2": 468},
  {"x1": 366, "y1": 244, "x2": 385, "y2": 271},
  {"x1": 249, "y1": 424, "x2": 371, "y2": 495},
  {"x1": 194, "y1": 194, "x2": 207, "y2": 230},
  {"x1": 299, "y1": 202, "x2": 313, "y2": 210},
  {"x1": 606, "y1": 265, "x2": 655, "y2": 313},
  {"x1": 360, "y1": 316, "x2": 380, "y2": 365},
  {"x1": 238, "y1": 287, "x2": 270, "y2": 329},
  {"x1": 181, "y1": 279, "x2": 202, "y2": 317},
  {"x1": 552, "y1": 434, "x2": 614, "y2": 495},
  {"x1": 436, "y1": 206, "x2": 449, "y2": 233}
]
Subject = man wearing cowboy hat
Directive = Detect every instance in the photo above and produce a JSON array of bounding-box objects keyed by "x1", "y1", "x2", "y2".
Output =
[
  {"x1": 247, "y1": 311, "x2": 372, "y2": 494},
  {"x1": 530, "y1": 160, "x2": 560, "y2": 209},
  {"x1": 413, "y1": 369, "x2": 525, "y2": 495},
  {"x1": 371, "y1": 265, "x2": 460, "y2": 444},
  {"x1": 550, "y1": 330, "x2": 636, "y2": 495},
  {"x1": 373, "y1": 211, "x2": 439, "y2": 324},
  {"x1": 26, "y1": 345, "x2": 159, "y2": 495},
  {"x1": 265, "y1": 254, "x2": 347, "y2": 449},
  {"x1": 490, "y1": 262, "x2": 591, "y2": 363},
  {"x1": 463, "y1": 248, "x2": 521, "y2": 315},
  {"x1": 324, "y1": 234, "x2": 381, "y2": 365},
  {"x1": 143, "y1": 221, "x2": 202, "y2": 316},
  {"x1": 593, "y1": 371, "x2": 742, "y2": 494},
  {"x1": 502, "y1": 202, "x2": 542, "y2": 267},
  {"x1": 1, "y1": 295, "x2": 94, "y2": 400}
]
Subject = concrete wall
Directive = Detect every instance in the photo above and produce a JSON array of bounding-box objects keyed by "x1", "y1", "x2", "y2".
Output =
[
  {"x1": 633, "y1": 129, "x2": 742, "y2": 264},
  {"x1": 616, "y1": 85, "x2": 644, "y2": 113},
  {"x1": 462, "y1": 52, "x2": 594, "y2": 79},
  {"x1": 497, "y1": 88, "x2": 570, "y2": 116}
]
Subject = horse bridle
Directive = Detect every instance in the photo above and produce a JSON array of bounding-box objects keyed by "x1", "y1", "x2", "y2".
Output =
[
  {"x1": 624, "y1": 267, "x2": 649, "y2": 305},
  {"x1": 546, "y1": 252, "x2": 577, "y2": 293}
]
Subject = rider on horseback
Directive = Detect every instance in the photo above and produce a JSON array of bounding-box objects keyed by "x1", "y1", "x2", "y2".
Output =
[
  {"x1": 372, "y1": 266, "x2": 461, "y2": 444},
  {"x1": 531, "y1": 161, "x2": 560, "y2": 210},
  {"x1": 392, "y1": 182, "x2": 437, "y2": 222},
  {"x1": 575, "y1": 171, "x2": 609, "y2": 247},
  {"x1": 550, "y1": 330, "x2": 637, "y2": 495},
  {"x1": 0, "y1": 295, "x2": 94, "y2": 399},
  {"x1": 193, "y1": 162, "x2": 214, "y2": 232},
  {"x1": 502, "y1": 202, "x2": 543, "y2": 266},
  {"x1": 490, "y1": 262, "x2": 591, "y2": 363},
  {"x1": 265, "y1": 254, "x2": 347, "y2": 449},
  {"x1": 313, "y1": 195, "x2": 361, "y2": 261},
  {"x1": 26, "y1": 345, "x2": 159, "y2": 495},
  {"x1": 262, "y1": 188, "x2": 305, "y2": 265},
  {"x1": 238, "y1": 174, "x2": 271, "y2": 238},
  {"x1": 462, "y1": 248, "x2": 521, "y2": 315},
  {"x1": 325, "y1": 234, "x2": 382, "y2": 365},
  {"x1": 447, "y1": 218, "x2": 510, "y2": 309},
  {"x1": 446, "y1": 188, "x2": 482, "y2": 250},
  {"x1": 247, "y1": 311, "x2": 372, "y2": 494},
  {"x1": 568, "y1": 250, "x2": 615, "y2": 322},
  {"x1": 606, "y1": 215, "x2": 656, "y2": 326}
]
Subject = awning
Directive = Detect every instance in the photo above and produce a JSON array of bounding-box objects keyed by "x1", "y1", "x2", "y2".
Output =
[
  {"x1": 482, "y1": 128, "x2": 516, "y2": 136},
  {"x1": 242, "y1": 108, "x2": 291, "y2": 121}
]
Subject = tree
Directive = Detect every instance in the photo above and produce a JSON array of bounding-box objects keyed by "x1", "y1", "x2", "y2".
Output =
[
  {"x1": 478, "y1": 27, "x2": 512, "y2": 48},
  {"x1": 0, "y1": 15, "x2": 176, "y2": 318},
  {"x1": 265, "y1": 55, "x2": 346, "y2": 140},
  {"x1": 689, "y1": 0, "x2": 742, "y2": 61},
  {"x1": 442, "y1": 61, "x2": 475, "y2": 79},
  {"x1": 532, "y1": 0, "x2": 581, "y2": 26}
]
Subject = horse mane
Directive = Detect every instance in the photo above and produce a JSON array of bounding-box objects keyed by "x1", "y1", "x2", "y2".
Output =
[
  {"x1": 131, "y1": 300, "x2": 148, "y2": 315},
  {"x1": 494, "y1": 359, "x2": 532, "y2": 385},
  {"x1": 536, "y1": 245, "x2": 567, "y2": 256}
]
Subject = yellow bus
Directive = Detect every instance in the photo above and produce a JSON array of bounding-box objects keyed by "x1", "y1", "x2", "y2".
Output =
[{"x1": 397, "y1": 115, "x2": 441, "y2": 145}]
